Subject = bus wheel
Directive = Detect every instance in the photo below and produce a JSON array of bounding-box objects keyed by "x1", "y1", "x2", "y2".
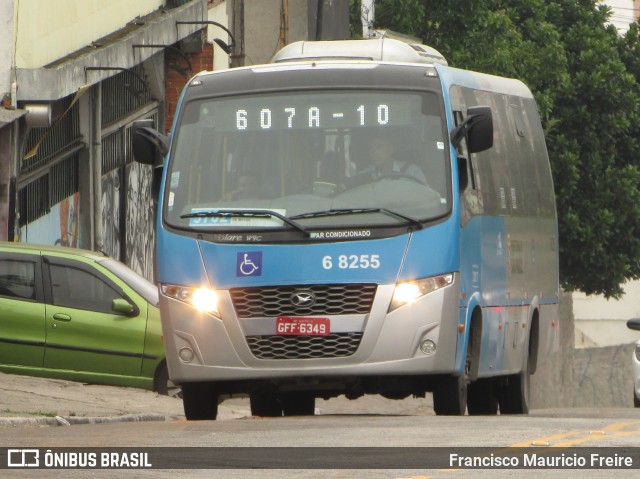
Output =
[
  {"x1": 281, "y1": 392, "x2": 315, "y2": 416},
  {"x1": 250, "y1": 392, "x2": 283, "y2": 417},
  {"x1": 467, "y1": 378, "x2": 498, "y2": 415},
  {"x1": 498, "y1": 371, "x2": 530, "y2": 414},
  {"x1": 182, "y1": 382, "x2": 218, "y2": 420},
  {"x1": 433, "y1": 375, "x2": 467, "y2": 415}
]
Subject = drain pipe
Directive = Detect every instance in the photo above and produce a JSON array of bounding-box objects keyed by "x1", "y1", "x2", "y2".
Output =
[
  {"x1": 362, "y1": 0, "x2": 375, "y2": 38},
  {"x1": 91, "y1": 84, "x2": 103, "y2": 252}
]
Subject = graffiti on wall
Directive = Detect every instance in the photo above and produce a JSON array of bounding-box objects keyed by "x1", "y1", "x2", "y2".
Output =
[
  {"x1": 0, "y1": 128, "x2": 9, "y2": 241},
  {"x1": 100, "y1": 163, "x2": 155, "y2": 281},
  {"x1": 19, "y1": 193, "x2": 80, "y2": 246},
  {"x1": 18, "y1": 164, "x2": 154, "y2": 282},
  {"x1": 125, "y1": 162, "x2": 155, "y2": 281},
  {"x1": 101, "y1": 169, "x2": 121, "y2": 260}
]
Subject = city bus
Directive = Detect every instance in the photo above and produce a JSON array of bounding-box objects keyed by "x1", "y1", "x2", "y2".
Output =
[{"x1": 133, "y1": 38, "x2": 559, "y2": 419}]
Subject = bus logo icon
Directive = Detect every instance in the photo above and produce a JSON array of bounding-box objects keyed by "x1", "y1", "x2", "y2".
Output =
[
  {"x1": 290, "y1": 291, "x2": 316, "y2": 307},
  {"x1": 237, "y1": 252, "x2": 262, "y2": 277},
  {"x1": 8, "y1": 449, "x2": 39, "y2": 467}
]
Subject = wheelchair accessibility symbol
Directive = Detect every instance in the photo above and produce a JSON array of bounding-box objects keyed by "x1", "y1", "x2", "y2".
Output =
[{"x1": 236, "y1": 252, "x2": 262, "y2": 277}]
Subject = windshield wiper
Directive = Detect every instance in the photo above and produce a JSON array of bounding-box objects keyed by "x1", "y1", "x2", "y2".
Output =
[
  {"x1": 290, "y1": 208, "x2": 423, "y2": 230},
  {"x1": 181, "y1": 209, "x2": 309, "y2": 236}
]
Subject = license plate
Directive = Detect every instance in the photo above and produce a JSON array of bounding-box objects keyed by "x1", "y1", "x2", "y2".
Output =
[{"x1": 276, "y1": 316, "x2": 330, "y2": 336}]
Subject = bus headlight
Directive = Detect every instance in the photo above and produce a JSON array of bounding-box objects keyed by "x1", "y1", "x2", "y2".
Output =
[
  {"x1": 161, "y1": 284, "x2": 220, "y2": 316},
  {"x1": 389, "y1": 273, "x2": 453, "y2": 312}
]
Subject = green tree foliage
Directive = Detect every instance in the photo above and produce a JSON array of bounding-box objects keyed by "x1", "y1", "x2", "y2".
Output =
[{"x1": 353, "y1": 0, "x2": 640, "y2": 297}]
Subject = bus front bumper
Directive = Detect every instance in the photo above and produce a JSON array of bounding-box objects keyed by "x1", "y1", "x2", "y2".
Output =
[{"x1": 160, "y1": 280, "x2": 462, "y2": 385}]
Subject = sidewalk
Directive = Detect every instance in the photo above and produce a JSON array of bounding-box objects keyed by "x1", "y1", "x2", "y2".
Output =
[
  {"x1": 0, "y1": 372, "x2": 250, "y2": 426},
  {"x1": 0, "y1": 372, "x2": 433, "y2": 426}
]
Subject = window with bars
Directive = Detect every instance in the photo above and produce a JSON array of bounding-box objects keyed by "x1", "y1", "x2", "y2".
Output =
[
  {"x1": 102, "y1": 64, "x2": 151, "y2": 127},
  {"x1": 102, "y1": 112, "x2": 158, "y2": 175},
  {"x1": 21, "y1": 96, "x2": 82, "y2": 175},
  {"x1": 18, "y1": 154, "x2": 79, "y2": 227},
  {"x1": 18, "y1": 66, "x2": 155, "y2": 232}
]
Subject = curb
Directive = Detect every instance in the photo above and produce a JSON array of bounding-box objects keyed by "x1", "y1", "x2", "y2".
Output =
[{"x1": 0, "y1": 413, "x2": 167, "y2": 427}]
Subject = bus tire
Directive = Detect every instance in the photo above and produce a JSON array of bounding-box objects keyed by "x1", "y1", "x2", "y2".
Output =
[
  {"x1": 250, "y1": 392, "x2": 283, "y2": 417},
  {"x1": 467, "y1": 378, "x2": 498, "y2": 415},
  {"x1": 498, "y1": 371, "x2": 530, "y2": 414},
  {"x1": 433, "y1": 375, "x2": 467, "y2": 415},
  {"x1": 182, "y1": 382, "x2": 219, "y2": 420},
  {"x1": 281, "y1": 392, "x2": 315, "y2": 416}
]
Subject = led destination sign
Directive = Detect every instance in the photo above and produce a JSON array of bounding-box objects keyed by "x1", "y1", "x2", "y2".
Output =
[{"x1": 192, "y1": 91, "x2": 429, "y2": 132}]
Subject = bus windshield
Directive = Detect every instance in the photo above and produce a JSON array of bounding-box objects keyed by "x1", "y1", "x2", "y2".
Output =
[{"x1": 165, "y1": 90, "x2": 450, "y2": 233}]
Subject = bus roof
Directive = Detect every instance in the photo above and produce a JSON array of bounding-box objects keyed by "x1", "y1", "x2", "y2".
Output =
[
  {"x1": 189, "y1": 39, "x2": 533, "y2": 102},
  {"x1": 435, "y1": 63, "x2": 534, "y2": 99},
  {"x1": 268, "y1": 38, "x2": 533, "y2": 100},
  {"x1": 271, "y1": 38, "x2": 448, "y2": 66}
]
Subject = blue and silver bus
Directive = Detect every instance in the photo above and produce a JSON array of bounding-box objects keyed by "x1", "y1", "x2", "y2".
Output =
[{"x1": 134, "y1": 38, "x2": 559, "y2": 419}]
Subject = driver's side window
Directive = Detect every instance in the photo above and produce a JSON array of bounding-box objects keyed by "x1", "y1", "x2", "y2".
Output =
[{"x1": 49, "y1": 264, "x2": 122, "y2": 314}]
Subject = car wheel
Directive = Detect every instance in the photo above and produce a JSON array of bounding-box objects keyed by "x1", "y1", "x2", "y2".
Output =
[{"x1": 154, "y1": 362, "x2": 182, "y2": 398}]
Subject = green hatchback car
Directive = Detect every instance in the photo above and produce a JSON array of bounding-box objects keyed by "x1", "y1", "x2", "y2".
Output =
[{"x1": 0, "y1": 242, "x2": 172, "y2": 394}]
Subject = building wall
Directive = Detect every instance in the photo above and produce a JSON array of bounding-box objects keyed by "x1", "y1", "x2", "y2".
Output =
[
  {"x1": 165, "y1": 40, "x2": 214, "y2": 132},
  {"x1": 573, "y1": 281, "x2": 640, "y2": 347},
  {"x1": 604, "y1": 0, "x2": 636, "y2": 31},
  {"x1": 243, "y1": 0, "x2": 309, "y2": 66},
  {"x1": 0, "y1": 126, "x2": 11, "y2": 240},
  {"x1": 209, "y1": 1, "x2": 231, "y2": 71},
  {"x1": 0, "y1": 0, "x2": 16, "y2": 102},
  {"x1": 4, "y1": 1, "x2": 210, "y2": 280},
  {"x1": 530, "y1": 292, "x2": 635, "y2": 409},
  {"x1": 14, "y1": 0, "x2": 164, "y2": 69},
  {"x1": 573, "y1": 344, "x2": 634, "y2": 407}
]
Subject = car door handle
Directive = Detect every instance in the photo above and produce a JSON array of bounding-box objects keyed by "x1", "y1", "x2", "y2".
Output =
[{"x1": 52, "y1": 313, "x2": 71, "y2": 322}]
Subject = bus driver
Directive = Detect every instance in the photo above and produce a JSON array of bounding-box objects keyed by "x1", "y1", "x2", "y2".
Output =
[{"x1": 359, "y1": 136, "x2": 427, "y2": 184}]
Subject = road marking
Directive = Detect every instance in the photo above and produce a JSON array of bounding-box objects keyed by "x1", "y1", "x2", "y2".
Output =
[
  {"x1": 431, "y1": 420, "x2": 640, "y2": 476},
  {"x1": 511, "y1": 420, "x2": 640, "y2": 447}
]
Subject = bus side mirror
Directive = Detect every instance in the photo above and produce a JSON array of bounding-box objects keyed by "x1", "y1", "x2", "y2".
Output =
[
  {"x1": 152, "y1": 165, "x2": 163, "y2": 200},
  {"x1": 450, "y1": 106, "x2": 494, "y2": 154},
  {"x1": 132, "y1": 120, "x2": 169, "y2": 166},
  {"x1": 628, "y1": 318, "x2": 640, "y2": 331},
  {"x1": 466, "y1": 106, "x2": 493, "y2": 153},
  {"x1": 457, "y1": 156, "x2": 469, "y2": 191}
]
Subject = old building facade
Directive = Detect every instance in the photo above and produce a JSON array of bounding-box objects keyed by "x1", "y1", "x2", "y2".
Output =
[{"x1": 0, "y1": 0, "x2": 346, "y2": 278}]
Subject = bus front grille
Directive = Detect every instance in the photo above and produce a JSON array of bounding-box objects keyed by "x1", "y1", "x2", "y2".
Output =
[
  {"x1": 246, "y1": 333, "x2": 363, "y2": 360},
  {"x1": 230, "y1": 283, "x2": 377, "y2": 318}
]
